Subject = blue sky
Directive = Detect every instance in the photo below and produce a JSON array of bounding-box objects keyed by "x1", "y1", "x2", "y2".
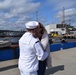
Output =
[{"x1": 0, "y1": 0, "x2": 76, "y2": 31}]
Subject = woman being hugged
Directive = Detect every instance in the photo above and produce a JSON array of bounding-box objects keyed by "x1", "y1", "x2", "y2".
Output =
[{"x1": 37, "y1": 22, "x2": 52, "y2": 75}]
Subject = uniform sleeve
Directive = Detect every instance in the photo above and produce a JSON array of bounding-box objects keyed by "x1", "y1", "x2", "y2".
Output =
[{"x1": 34, "y1": 42, "x2": 48, "y2": 61}]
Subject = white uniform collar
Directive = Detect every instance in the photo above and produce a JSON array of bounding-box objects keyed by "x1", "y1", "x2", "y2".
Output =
[{"x1": 19, "y1": 32, "x2": 33, "y2": 45}]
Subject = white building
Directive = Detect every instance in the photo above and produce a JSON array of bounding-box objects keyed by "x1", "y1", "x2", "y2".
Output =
[
  {"x1": 45, "y1": 24, "x2": 57, "y2": 34},
  {"x1": 45, "y1": 24, "x2": 66, "y2": 35}
]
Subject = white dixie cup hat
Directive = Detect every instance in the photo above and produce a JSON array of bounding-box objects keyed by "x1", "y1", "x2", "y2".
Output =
[{"x1": 25, "y1": 21, "x2": 39, "y2": 29}]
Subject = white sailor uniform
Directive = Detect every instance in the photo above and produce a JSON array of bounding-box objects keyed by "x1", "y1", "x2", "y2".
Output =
[{"x1": 18, "y1": 32, "x2": 48, "y2": 75}]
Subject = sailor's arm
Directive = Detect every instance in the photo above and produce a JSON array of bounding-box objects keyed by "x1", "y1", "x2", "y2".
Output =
[{"x1": 34, "y1": 41, "x2": 48, "y2": 61}]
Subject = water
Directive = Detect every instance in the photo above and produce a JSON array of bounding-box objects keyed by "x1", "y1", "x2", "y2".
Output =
[{"x1": 0, "y1": 37, "x2": 20, "y2": 44}]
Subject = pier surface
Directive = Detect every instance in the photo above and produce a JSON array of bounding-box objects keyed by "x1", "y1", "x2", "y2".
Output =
[{"x1": 0, "y1": 47, "x2": 76, "y2": 75}]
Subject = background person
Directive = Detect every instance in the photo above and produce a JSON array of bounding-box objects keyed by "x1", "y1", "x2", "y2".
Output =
[
  {"x1": 18, "y1": 21, "x2": 48, "y2": 75},
  {"x1": 37, "y1": 22, "x2": 52, "y2": 75}
]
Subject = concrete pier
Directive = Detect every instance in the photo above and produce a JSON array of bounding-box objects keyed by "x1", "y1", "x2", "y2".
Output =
[{"x1": 0, "y1": 47, "x2": 76, "y2": 75}]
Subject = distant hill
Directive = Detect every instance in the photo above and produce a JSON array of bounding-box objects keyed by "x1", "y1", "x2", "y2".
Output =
[{"x1": 0, "y1": 30, "x2": 25, "y2": 37}]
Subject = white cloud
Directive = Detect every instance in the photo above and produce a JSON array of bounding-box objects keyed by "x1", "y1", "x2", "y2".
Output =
[
  {"x1": 46, "y1": 0, "x2": 76, "y2": 26},
  {"x1": 56, "y1": 8, "x2": 76, "y2": 17},
  {"x1": 65, "y1": 8, "x2": 76, "y2": 16},
  {"x1": 0, "y1": 0, "x2": 12, "y2": 9},
  {"x1": 0, "y1": 0, "x2": 40, "y2": 30},
  {"x1": 47, "y1": 0, "x2": 76, "y2": 10},
  {"x1": 0, "y1": 0, "x2": 76, "y2": 30}
]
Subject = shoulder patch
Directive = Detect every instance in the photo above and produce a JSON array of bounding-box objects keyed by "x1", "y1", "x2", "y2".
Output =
[{"x1": 35, "y1": 41, "x2": 39, "y2": 43}]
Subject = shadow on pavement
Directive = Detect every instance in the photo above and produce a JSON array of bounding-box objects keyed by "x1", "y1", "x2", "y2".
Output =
[
  {"x1": 0, "y1": 64, "x2": 18, "y2": 72},
  {"x1": 45, "y1": 65, "x2": 64, "y2": 75}
]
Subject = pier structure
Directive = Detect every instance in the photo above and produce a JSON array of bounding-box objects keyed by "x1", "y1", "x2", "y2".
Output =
[{"x1": 0, "y1": 47, "x2": 76, "y2": 75}]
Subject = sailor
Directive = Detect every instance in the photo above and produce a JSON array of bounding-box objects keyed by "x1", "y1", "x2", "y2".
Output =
[{"x1": 18, "y1": 21, "x2": 48, "y2": 75}]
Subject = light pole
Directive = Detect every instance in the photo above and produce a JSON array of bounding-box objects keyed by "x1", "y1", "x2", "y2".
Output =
[{"x1": 36, "y1": 11, "x2": 38, "y2": 21}]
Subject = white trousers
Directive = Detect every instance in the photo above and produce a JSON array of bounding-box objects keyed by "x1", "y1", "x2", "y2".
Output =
[{"x1": 20, "y1": 71, "x2": 37, "y2": 75}]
